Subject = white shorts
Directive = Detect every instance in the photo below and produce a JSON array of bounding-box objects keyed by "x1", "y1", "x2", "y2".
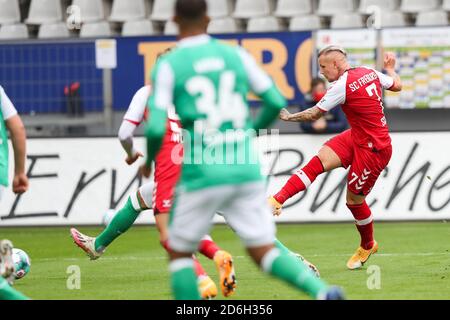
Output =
[
  {"x1": 129, "y1": 181, "x2": 154, "y2": 211},
  {"x1": 0, "y1": 185, "x2": 5, "y2": 202},
  {"x1": 168, "y1": 181, "x2": 276, "y2": 253}
]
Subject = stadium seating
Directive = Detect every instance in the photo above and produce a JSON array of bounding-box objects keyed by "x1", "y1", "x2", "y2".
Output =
[
  {"x1": 377, "y1": 11, "x2": 408, "y2": 28},
  {"x1": 274, "y1": 0, "x2": 312, "y2": 18},
  {"x1": 0, "y1": 0, "x2": 21, "y2": 24},
  {"x1": 233, "y1": 0, "x2": 272, "y2": 19},
  {"x1": 164, "y1": 20, "x2": 178, "y2": 35},
  {"x1": 0, "y1": 23, "x2": 29, "y2": 39},
  {"x1": 122, "y1": 19, "x2": 156, "y2": 36},
  {"x1": 0, "y1": 0, "x2": 448, "y2": 39},
  {"x1": 444, "y1": 0, "x2": 450, "y2": 11},
  {"x1": 80, "y1": 20, "x2": 112, "y2": 38},
  {"x1": 400, "y1": 0, "x2": 440, "y2": 13},
  {"x1": 330, "y1": 13, "x2": 364, "y2": 29},
  {"x1": 289, "y1": 14, "x2": 322, "y2": 31},
  {"x1": 317, "y1": 0, "x2": 355, "y2": 16},
  {"x1": 71, "y1": 0, "x2": 105, "y2": 23},
  {"x1": 247, "y1": 16, "x2": 282, "y2": 32},
  {"x1": 109, "y1": 0, "x2": 146, "y2": 22},
  {"x1": 38, "y1": 22, "x2": 70, "y2": 39},
  {"x1": 208, "y1": 17, "x2": 241, "y2": 34},
  {"x1": 151, "y1": 0, "x2": 176, "y2": 21},
  {"x1": 207, "y1": 0, "x2": 233, "y2": 18},
  {"x1": 359, "y1": 0, "x2": 400, "y2": 13},
  {"x1": 415, "y1": 10, "x2": 449, "y2": 26},
  {"x1": 26, "y1": 0, "x2": 63, "y2": 24}
]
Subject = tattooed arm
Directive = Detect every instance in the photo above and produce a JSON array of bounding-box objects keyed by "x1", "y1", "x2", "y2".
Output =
[{"x1": 279, "y1": 106, "x2": 324, "y2": 122}]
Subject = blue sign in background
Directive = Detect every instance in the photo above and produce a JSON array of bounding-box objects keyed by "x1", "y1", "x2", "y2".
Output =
[
  {"x1": 0, "y1": 40, "x2": 103, "y2": 114},
  {"x1": 113, "y1": 31, "x2": 312, "y2": 110},
  {"x1": 0, "y1": 32, "x2": 312, "y2": 114}
]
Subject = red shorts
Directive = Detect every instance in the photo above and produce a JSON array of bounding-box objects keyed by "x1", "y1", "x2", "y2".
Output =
[
  {"x1": 152, "y1": 140, "x2": 182, "y2": 215},
  {"x1": 325, "y1": 129, "x2": 392, "y2": 196}
]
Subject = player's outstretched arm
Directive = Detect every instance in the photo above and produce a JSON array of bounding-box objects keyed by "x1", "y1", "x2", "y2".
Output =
[
  {"x1": 281, "y1": 73, "x2": 345, "y2": 123},
  {"x1": 384, "y1": 52, "x2": 402, "y2": 92},
  {"x1": 118, "y1": 121, "x2": 143, "y2": 165},
  {"x1": 279, "y1": 106, "x2": 323, "y2": 122},
  {"x1": 5, "y1": 115, "x2": 28, "y2": 194}
]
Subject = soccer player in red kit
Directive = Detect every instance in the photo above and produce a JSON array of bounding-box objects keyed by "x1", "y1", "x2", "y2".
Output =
[{"x1": 269, "y1": 46, "x2": 402, "y2": 269}]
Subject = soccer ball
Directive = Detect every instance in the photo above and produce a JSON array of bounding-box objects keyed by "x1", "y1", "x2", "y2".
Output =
[
  {"x1": 102, "y1": 209, "x2": 117, "y2": 227},
  {"x1": 12, "y1": 248, "x2": 31, "y2": 280}
]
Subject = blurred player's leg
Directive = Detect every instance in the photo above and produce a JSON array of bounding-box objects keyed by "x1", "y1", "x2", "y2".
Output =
[
  {"x1": 198, "y1": 235, "x2": 236, "y2": 296},
  {"x1": 213, "y1": 250, "x2": 236, "y2": 297},
  {"x1": 71, "y1": 198, "x2": 138, "y2": 259},
  {"x1": 219, "y1": 212, "x2": 319, "y2": 279},
  {"x1": 0, "y1": 240, "x2": 15, "y2": 280},
  {"x1": 274, "y1": 239, "x2": 320, "y2": 277},
  {"x1": 158, "y1": 214, "x2": 218, "y2": 299},
  {"x1": 194, "y1": 255, "x2": 218, "y2": 299},
  {"x1": 250, "y1": 245, "x2": 342, "y2": 299},
  {"x1": 70, "y1": 183, "x2": 152, "y2": 259},
  {"x1": 198, "y1": 235, "x2": 219, "y2": 259},
  {"x1": 224, "y1": 182, "x2": 344, "y2": 300},
  {"x1": 0, "y1": 240, "x2": 29, "y2": 300},
  {"x1": 169, "y1": 256, "x2": 201, "y2": 300},
  {"x1": 0, "y1": 277, "x2": 28, "y2": 300},
  {"x1": 94, "y1": 198, "x2": 139, "y2": 251},
  {"x1": 167, "y1": 187, "x2": 235, "y2": 300},
  {"x1": 95, "y1": 183, "x2": 154, "y2": 251}
]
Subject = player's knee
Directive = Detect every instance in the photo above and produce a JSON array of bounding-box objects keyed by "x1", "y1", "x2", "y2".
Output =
[
  {"x1": 346, "y1": 190, "x2": 365, "y2": 205},
  {"x1": 136, "y1": 190, "x2": 150, "y2": 210},
  {"x1": 318, "y1": 146, "x2": 341, "y2": 171},
  {"x1": 247, "y1": 244, "x2": 275, "y2": 267}
]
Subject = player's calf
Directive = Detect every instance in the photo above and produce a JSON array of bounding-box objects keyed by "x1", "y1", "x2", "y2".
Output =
[
  {"x1": 255, "y1": 246, "x2": 344, "y2": 300},
  {"x1": 273, "y1": 156, "x2": 325, "y2": 206},
  {"x1": 346, "y1": 200, "x2": 378, "y2": 269}
]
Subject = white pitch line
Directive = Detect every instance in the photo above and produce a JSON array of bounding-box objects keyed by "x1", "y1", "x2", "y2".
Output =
[{"x1": 33, "y1": 252, "x2": 450, "y2": 262}]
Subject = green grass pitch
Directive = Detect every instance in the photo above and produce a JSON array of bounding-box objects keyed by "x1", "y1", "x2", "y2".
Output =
[{"x1": 2, "y1": 222, "x2": 450, "y2": 300}]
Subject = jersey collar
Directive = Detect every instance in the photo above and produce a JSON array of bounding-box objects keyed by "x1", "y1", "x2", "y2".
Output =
[{"x1": 178, "y1": 34, "x2": 211, "y2": 48}]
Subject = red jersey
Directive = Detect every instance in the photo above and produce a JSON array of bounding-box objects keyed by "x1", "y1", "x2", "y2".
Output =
[
  {"x1": 317, "y1": 67, "x2": 394, "y2": 150},
  {"x1": 122, "y1": 85, "x2": 182, "y2": 214}
]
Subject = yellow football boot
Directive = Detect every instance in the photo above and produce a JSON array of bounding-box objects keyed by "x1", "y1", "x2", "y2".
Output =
[
  {"x1": 346, "y1": 241, "x2": 378, "y2": 270},
  {"x1": 198, "y1": 275, "x2": 218, "y2": 300},
  {"x1": 213, "y1": 250, "x2": 236, "y2": 297}
]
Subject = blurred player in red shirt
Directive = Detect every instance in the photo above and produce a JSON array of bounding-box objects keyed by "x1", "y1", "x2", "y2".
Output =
[{"x1": 269, "y1": 45, "x2": 402, "y2": 269}]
